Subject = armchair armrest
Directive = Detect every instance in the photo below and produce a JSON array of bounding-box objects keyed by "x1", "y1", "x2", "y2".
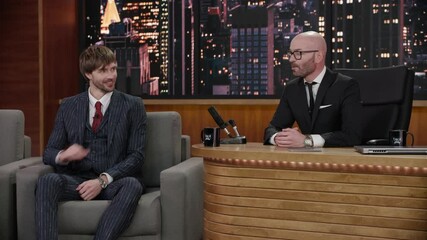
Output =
[
  {"x1": 181, "y1": 135, "x2": 191, "y2": 161},
  {"x1": 23, "y1": 135, "x2": 32, "y2": 158},
  {"x1": 160, "y1": 157, "x2": 204, "y2": 240},
  {"x1": 16, "y1": 162, "x2": 54, "y2": 240},
  {"x1": 0, "y1": 157, "x2": 42, "y2": 240}
]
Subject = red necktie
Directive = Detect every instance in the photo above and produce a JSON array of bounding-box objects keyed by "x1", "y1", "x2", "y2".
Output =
[{"x1": 92, "y1": 101, "x2": 103, "y2": 132}]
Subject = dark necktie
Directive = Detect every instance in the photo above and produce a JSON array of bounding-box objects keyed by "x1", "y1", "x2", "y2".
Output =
[
  {"x1": 306, "y1": 82, "x2": 317, "y2": 116},
  {"x1": 92, "y1": 101, "x2": 103, "y2": 132}
]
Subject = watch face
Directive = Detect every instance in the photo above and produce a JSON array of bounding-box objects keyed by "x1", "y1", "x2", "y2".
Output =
[
  {"x1": 304, "y1": 137, "x2": 313, "y2": 147},
  {"x1": 98, "y1": 177, "x2": 107, "y2": 188}
]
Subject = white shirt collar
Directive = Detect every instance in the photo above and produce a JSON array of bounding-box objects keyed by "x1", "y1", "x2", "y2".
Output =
[
  {"x1": 304, "y1": 66, "x2": 326, "y2": 85},
  {"x1": 88, "y1": 88, "x2": 113, "y2": 114}
]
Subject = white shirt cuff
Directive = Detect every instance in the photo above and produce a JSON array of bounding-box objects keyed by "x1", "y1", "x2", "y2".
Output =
[
  {"x1": 101, "y1": 173, "x2": 113, "y2": 185},
  {"x1": 311, "y1": 134, "x2": 325, "y2": 147},
  {"x1": 269, "y1": 133, "x2": 278, "y2": 145}
]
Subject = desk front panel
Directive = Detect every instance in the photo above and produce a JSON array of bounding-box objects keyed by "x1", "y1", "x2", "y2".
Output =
[{"x1": 193, "y1": 143, "x2": 427, "y2": 240}]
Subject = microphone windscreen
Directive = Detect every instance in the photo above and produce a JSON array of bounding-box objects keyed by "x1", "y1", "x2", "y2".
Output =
[
  {"x1": 208, "y1": 106, "x2": 228, "y2": 129},
  {"x1": 228, "y1": 119, "x2": 236, "y2": 127}
]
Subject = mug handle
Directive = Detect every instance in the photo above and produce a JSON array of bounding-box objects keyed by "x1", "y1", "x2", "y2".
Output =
[
  {"x1": 407, "y1": 132, "x2": 415, "y2": 146},
  {"x1": 200, "y1": 129, "x2": 204, "y2": 143}
]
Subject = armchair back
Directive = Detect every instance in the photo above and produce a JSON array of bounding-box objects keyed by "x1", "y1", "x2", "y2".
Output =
[{"x1": 143, "y1": 111, "x2": 182, "y2": 188}]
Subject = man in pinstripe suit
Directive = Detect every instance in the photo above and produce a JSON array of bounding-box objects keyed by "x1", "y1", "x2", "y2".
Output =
[{"x1": 35, "y1": 45, "x2": 146, "y2": 240}]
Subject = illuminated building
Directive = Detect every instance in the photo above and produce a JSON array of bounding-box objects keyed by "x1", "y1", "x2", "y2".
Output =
[
  {"x1": 101, "y1": 0, "x2": 121, "y2": 34},
  {"x1": 121, "y1": 0, "x2": 160, "y2": 85},
  {"x1": 159, "y1": 0, "x2": 169, "y2": 95},
  {"x1": 200, "y1": 7, "x2": 231, "y2": 95},
  {"x1": 403, "y1": 0, "x2": 427, "y2": 70},
  {"x1": 168, "y1": 0, "x2": 197, "y2": 96},
  {"x1": 320, "y1": 0, "x2": 403, "y2": 68},
  {"x1": 229, "y1": 4, "x2": 275, "y2": 96}
]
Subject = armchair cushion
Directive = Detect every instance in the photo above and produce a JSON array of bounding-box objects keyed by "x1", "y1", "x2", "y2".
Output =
[{"x1": 58, "y1": 191, "x2": 161, "y2": 236}]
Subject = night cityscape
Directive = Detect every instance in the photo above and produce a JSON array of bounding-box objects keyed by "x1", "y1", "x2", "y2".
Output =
[{"x1": 82, "y1": 0, "x2": 427, "y2": 99}]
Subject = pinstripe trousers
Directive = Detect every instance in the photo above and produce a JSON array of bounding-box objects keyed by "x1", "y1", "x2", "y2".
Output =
[{"x1": 35, "y1": 173, "x2": 143, "y2": 240}]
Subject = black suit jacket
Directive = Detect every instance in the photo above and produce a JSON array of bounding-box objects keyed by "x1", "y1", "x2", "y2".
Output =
[
  {"x1": 264, "y1": 68, "x2": 362, "y2": 147},
  {"x1": 43, "y1": 90, "x2": 147, "y2": 180}
]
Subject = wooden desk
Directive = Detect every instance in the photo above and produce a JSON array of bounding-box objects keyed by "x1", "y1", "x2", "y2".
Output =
[{"x1": 192, "y1": 143, "x2": 427, "y2": 240}]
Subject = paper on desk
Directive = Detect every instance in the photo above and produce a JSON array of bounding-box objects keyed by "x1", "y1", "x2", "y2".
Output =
[{"x1": 277, "y1": 147, "x2": 323, "y2": 152}]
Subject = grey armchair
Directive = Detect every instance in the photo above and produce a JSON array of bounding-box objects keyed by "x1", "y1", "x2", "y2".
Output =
[
  {"x1": 16, "y1": 111, "x2": 204, "y2": 240},
  {"x1": 0, "y1": 109, "x2": 37, "y2": 240}
]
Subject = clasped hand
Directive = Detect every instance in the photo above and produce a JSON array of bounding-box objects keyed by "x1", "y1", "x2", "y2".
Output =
[
  {"x1": 76, "y1": 179, "x2": 102, "y2": 201},
  {"x1": 274, "y1": 127, "x2": 306, "y2": 148}
]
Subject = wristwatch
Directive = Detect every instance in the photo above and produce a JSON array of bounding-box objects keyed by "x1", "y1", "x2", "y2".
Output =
[
  {"x1": 304, "y1": 135, "x2": 314, "y2": 148},
  {"x1": 97, "y1": 177, "x2": 108, "y2": 189}
]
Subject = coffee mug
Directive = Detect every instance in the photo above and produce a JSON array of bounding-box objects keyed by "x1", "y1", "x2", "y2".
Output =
[
  {"x1": 389, "y1": 129, "x2": 414, "y2": 146},
  {"x1": 201, "y1": 127, "x2": 220, "y2": 147}
]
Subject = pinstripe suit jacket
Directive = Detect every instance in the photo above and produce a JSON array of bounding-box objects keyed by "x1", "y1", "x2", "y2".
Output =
[{"x1": 43, "y1": 90, "x2": 146, "y2": 181}]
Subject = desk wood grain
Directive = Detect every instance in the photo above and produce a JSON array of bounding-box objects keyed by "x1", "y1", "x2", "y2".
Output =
[{"x1": 192, "y1": 143, "x2": 427, "y2": 240}]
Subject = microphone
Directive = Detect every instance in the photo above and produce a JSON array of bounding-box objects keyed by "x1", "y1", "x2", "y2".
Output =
[
  {"x1": 228, "y1": 119, "x2": 240, "y2": 137},
  {"x1": 208, "y1": 106, "x2": 233, "y2": 137}
]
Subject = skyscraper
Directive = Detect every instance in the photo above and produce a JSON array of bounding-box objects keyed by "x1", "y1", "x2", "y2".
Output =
[
  {"x1": 168, "y1": 0, "x2": 196, "y2": 96},
  {"x1": 200, "y1": 6, "x2": 231, "y2": 95},
  {"x1": 101, "y1": 0, "x2": 121, "y2": 34},
  {"x1": 159, "y1": 0, "x2": 170, "y2": 95},
  {"x1": 229, "y1": 4, "x2": 275, "y2": 96},
  {"x1": 320, "y1": 0, "x2": 403, "y2": 68}
]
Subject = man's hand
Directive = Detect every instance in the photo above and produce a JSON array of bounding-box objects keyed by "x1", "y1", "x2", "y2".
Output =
[
  {"x1": 76, "y1": 179, "x2": 102, "y2": 201},
  {"x1": 274, "y1": 128, "x2": 306, "y2": 148},
  {"x1": 59, "y1": 144, "x2": 90, "y2": 164}
]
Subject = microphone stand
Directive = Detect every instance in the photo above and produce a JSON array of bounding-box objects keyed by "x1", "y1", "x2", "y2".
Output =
[
  {"x1": 208, "y1": 106, "x2": 247, "y2": 144},
  {"x1": 220, "y1": 119, "x2": 246, "y2": 144}
]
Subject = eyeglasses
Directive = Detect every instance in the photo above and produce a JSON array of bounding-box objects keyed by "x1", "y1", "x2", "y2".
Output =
[{"x1": 286, "y1": 50, "x2": 319, "y2": 60}]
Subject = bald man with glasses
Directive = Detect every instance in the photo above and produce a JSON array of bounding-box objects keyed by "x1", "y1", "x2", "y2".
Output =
[{"x1": 264, "y1": 31, "x2": 362, "y2": 148}]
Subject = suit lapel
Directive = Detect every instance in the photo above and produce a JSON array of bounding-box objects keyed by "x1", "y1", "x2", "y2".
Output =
[
  {"x1": 107, "y1": 91, "x2": 124, "y2": 147},
  {"x1": 311, "y1": 70, "x2": 335, "y2": 126},
  {"x1": 76, "y1": 93, "x2": 89, "y2": 144}
]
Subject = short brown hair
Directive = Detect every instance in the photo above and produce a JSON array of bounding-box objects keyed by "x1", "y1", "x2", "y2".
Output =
[{"x1": 79, "y1": 45, "x2": 116, "y2": 80}]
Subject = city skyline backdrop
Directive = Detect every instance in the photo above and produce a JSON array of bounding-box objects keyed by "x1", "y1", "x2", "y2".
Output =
[{"x1": 81, "y1": 0, "x2": 427, "y2": 99}]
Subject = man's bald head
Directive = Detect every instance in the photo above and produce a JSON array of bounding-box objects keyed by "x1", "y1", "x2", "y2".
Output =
[{"x1": 291, "y1": 31, "x2": 327, "y2": 57}]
